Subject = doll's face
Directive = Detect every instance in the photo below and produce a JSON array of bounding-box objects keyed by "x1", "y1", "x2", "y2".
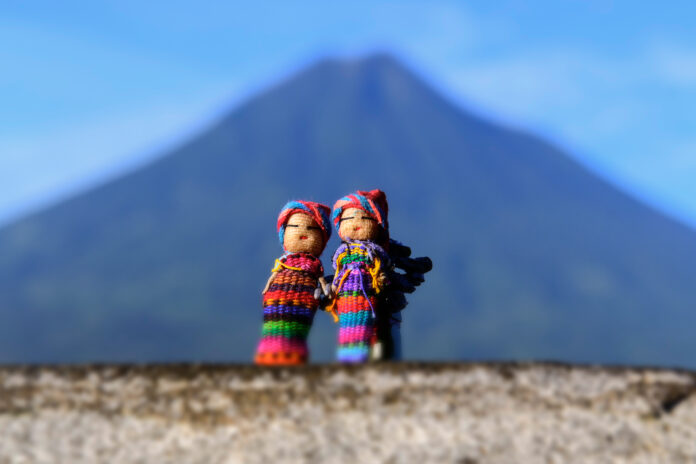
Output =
[
  {"x1": 338, "y1": 207, "x2": 380, "y2": 241},
  {"x1": 283, "y1": 213, "x2": 326, "y2": 255}
]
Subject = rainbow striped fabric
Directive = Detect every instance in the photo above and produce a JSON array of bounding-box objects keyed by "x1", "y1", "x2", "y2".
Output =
[
  {"x1": 331, "y1": 241, "x2": 388, "y2": 362},
  {"x1": 255, "y1": 253, "x2": 323, "y2": 365}
]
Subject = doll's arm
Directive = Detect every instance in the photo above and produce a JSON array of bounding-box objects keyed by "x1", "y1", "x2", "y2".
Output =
[
  {"x1": 330, "y1": 273, "x2": 340, "y2": 295},
  {"x1": 321, "y1": 274, "x2": 340, "y2": 323},
  {"x1": 262, "y1": 272, "x2": 277, "y2": 295},
  {"x1": 318, "y1": 276, "x2": 332, "y2": 298}
]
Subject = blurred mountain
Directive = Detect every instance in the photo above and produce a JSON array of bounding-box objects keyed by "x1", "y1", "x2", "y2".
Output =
[{"x1": 1, "y1": 54, "x2": 695, "y2": 366}]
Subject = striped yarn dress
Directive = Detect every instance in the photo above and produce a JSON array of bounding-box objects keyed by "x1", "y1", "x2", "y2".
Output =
[
  {"x1": 255, "y1": 253, "x2": 323, "y2": 365},
  {"x1": 331, "y1": 241, "x2": 387, "y2": 363}
]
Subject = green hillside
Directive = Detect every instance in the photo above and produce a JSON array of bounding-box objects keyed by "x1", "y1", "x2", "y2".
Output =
[{"x1": 1, "y1": 54, "x2": 695, "y2": 366}]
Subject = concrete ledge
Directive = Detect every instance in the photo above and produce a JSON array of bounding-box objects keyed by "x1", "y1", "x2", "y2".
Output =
[{"x1": 1, "y1": 362, "x2": 695, "y2": 463}]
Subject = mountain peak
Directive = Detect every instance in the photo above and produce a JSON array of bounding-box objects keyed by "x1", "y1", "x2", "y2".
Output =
[
  {"x1": 309, "y1": 51, "x2": 406, "y2": 73},
  {"x1": 257, "y1": 51, "x2": 425, "y2": 106},
  {"x1": 237, "y1": 51, "x2": 445, "y2": 131},
  {"x1": 2, "y1": 53, "x2": 696, "y2": 367}
]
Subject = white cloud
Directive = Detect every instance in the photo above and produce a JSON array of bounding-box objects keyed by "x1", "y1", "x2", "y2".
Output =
[
  {"x1": 664, "y1": 139, "x2": 696, "y2": 170},
  {"x1": 449, "y1": 53, "x2": 588, "y2": 112},
  {"x1": 416, "y1": 37, "x2": 696, "y2": 227},
  {"x1": 0, "y1": 84, "x2": 236, "y2": 226},
  {"x1": 649, "y1": 43, "x2": 696, "y2": 87},
  {"x1": 434, "y1": 49, "x2": 643, "y2": 146}
]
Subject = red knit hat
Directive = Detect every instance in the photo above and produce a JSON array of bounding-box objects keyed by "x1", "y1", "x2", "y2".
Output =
[
  {"x1": 277, "y1": 200, "x2": 332, "y2": 248},
  {"x1": 331, "y1": 189, "x2": 389, "y2": 244}
]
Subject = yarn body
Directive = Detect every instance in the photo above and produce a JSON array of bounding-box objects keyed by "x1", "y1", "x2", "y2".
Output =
[
  {"x1": 331, "y1": 240, "x2": 389, "y2": 363},
  {"x1": 255, "y1": 253, "x2": 323, "y2": 365}
]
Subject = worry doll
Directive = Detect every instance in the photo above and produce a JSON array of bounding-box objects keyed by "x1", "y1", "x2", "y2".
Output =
[
  {"x1": 254, "y1": 201, "x2": 332, "y2": 365},
  {"x1": 328, "y1": 189, "x2": 391, "y2": 363}
]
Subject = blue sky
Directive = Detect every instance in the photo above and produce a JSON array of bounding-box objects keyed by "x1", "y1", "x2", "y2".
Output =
[{"x1": 1, "y1": 1, "x2": 695, "y2": 227}]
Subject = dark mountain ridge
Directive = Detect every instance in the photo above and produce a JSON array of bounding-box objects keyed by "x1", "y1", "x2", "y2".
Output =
[{"x1": 1, "y1": 54, "x2": 695, "y2": 366}]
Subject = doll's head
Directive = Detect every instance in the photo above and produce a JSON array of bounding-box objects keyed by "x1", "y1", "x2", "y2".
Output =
[
  {"x1": 277, "y1": 200, "x2": 331, "y2": 256},
  {"x1": 332, "y1": 189, "x2": 389, "y2": 244}
]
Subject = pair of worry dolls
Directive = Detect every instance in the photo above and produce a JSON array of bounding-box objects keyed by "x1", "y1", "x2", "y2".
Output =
[{"x1": 255, "y1": 189, "x2": 432, "y2": 365}]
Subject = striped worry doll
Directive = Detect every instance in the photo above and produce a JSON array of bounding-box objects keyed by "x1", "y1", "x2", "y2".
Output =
[
  {"x1": 329, "y1": 189, "x2": 391, "y2": 363},
  {"x1": 254, "y1": 200, "x2": 332, "y2": 366}
]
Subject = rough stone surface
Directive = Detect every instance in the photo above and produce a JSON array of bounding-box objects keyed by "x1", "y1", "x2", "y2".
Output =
[{"x1": 0, "y1": 362, "x2": 695, "y2": 463}]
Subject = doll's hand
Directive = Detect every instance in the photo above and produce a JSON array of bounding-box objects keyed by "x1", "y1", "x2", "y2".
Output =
[
  {"x1": 377, "y1": 271, "x2": 389, "y2": 288},
  {"x1": 316, "y1": 276, "x2": 333, "y2": 301},
  {"x1": 314, "y1": 285, "x2": 336, "y2": 311},
  {"x1": 315, "y1": 284, "x2": 333, "y2": 301},
  {"x1": 262, "y1": 272, "x2": 277, "y2": 295},
  {"x1": 322, "y1": 281, "x2": 332, "y2": 298}
]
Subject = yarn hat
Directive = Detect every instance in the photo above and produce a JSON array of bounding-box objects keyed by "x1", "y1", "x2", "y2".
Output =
[
  {"x1": 331, "y1": 189, "x2": 389, "y2": 234},
  {"x1": 277, "y1": 200, "x2": 332, "y2": 248}
]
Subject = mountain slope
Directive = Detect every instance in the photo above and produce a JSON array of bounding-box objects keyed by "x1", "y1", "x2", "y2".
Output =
[{"x1": 1, "y1": 54, "x2": 695, "y2": 366}]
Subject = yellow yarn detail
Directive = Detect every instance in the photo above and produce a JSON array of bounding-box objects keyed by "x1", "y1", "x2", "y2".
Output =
[
  {"x1": 369, "y1": 256, "x2": 382, "y2": 294},
  {"x1": 327, "y1": 245, "x2": 383, "y2": 318},
  {"x1": 327, "y1": 306, "x2": 339, "y2": 323},
  {"x1": 333, "y1": 249, "x2": 349, "y2": 277},
  {"x1": 271, "y1": 259, "x2": 304, "y2": 273},
  {"x1": 326, "y1": 269, "x2": 350, "y2": 321}
]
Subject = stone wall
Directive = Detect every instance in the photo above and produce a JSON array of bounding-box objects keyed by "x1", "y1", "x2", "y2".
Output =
[{"x1": 1, "y1": 362, "x2": 695, "y2": 463}]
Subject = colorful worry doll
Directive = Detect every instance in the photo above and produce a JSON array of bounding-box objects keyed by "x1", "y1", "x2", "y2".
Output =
[
  {"x1": 254, "y1": 200, "x2": 332, "y2": 366},
  {"x1": 328, "y1": 189, "x2": 391, "y2": 363}
]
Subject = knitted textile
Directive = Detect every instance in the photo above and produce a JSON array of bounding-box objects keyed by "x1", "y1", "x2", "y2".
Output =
[
  {"x1": 331, "y1": 241, "x2": 389, "y2": 363},
  {"x1": 255, "y1": 253, "x2": 324, "y2": 365},
  {"x1": 277, "y1": 200, "x2": 332, "y2": 248},
  {"x1": 332, "y1": 190, "x2": 389, "y2": 232}
]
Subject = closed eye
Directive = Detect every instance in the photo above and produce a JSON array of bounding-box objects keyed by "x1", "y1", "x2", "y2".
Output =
[
  {"x1": 361, "y1": 216, "x2": 377, "y2": 221},
  {"x1": 286, "y1": 224, "x2": 299, "y2": 228},
  {"x1": 339, "y1": 217, "x2": 355, "y2": 222}
]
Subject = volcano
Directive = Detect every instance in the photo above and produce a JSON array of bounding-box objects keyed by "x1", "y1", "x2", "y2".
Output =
[{"x1": 1, "y1": 54, "x2": 695, "y2": 366}]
